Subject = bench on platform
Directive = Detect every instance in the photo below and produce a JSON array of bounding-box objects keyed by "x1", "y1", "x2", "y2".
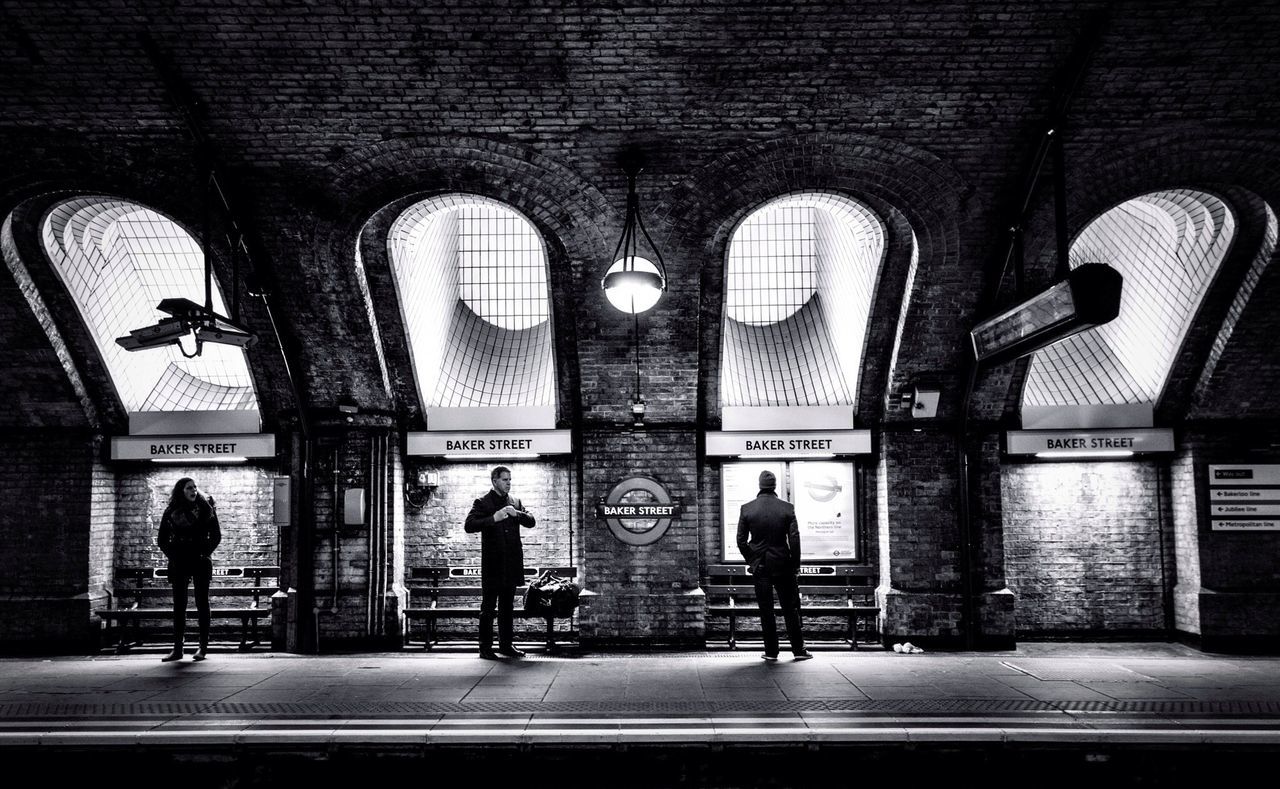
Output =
[
  {"x1": 703, "y1": 564, "x2": 879, "y2": 650},
  {"x1": 403, "y1": 565, "x2": 578, "y2": 651},
  {"x1": 94, "y1": 565, "x2": 280, "y2": 653}
]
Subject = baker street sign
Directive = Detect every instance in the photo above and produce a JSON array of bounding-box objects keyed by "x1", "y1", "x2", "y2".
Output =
[
  {"x1": 597, "y1": 476, "x2": 683, "y2": 546},
  {"x1": 596, "y1": 502, "x2": 682, "y2": 518}
]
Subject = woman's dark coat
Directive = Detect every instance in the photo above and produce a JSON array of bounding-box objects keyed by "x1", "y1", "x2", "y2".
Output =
[
  {"x1": 158, "y1": 495, "x2": 222, "y2": 572},
  {"x1": 464, "y1": 490, "x2": 536, "y2": 590}
]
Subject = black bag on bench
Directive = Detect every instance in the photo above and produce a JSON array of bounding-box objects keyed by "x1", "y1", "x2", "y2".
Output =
[{"x1": 523, "y1": 570, "x2": 581, "y2": 618}]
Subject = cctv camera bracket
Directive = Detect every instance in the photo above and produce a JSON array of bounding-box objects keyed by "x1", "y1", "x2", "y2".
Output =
[{"x1": 116, "y1": 297, "x2": 256, "y2": 354}]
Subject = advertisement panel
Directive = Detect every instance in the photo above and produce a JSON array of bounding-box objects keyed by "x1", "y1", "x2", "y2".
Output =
[
  {"x1": 720, "y1": 461, "x2": 785, "y2": 562},
  {"x1": 720, "y1": 460, "x2": 857, "y2": 562},
  {"x1": 791, "y1": 461, "x2": 858, "y2": 560}
]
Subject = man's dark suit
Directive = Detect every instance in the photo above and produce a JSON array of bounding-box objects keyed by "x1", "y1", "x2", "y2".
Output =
[
  {"x1": 736, "y1": 489, "x2": 807, "y2": 656},
  {"x1": 464, "y1": 489, "x2": 536, "y2": 650}
]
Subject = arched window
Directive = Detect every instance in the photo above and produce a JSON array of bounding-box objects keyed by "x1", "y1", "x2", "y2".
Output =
[
  {"x1": 720, "y1": 192, "x2": 886, "y2": 408},
  {"x1": 1023, "y1": 189, "x2": 1235, "y2": 409},
  {"x1": 388, "y1": 194, "x2": 555, "y2": 410},
  {"x1": 42, "y1": 197, "x2": 258, "y2": 412}
]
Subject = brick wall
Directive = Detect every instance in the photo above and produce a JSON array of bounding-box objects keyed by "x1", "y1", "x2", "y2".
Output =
[
  {"x1": 877, "y1": 430, "x2": 966, "y2": 644},
  {"x1": 1169, "y1": 448, "x2": 1202, "y2": 636},
  {"x1": 88, "y1": 456, "x2": 115, "y2": 610},
  {"x1": 401, "y1": 461, "x2": 575, "y2": 572},
  {"x1": 0, "y1": 433, "x2": 98, "y2": 646},
  {"x1": 0, "y1": 216, "x2": 96, "y2": 430},
  {"x1": 1002, "y1": 460, "x2": 1170, "y2": 635},
  {"x1": 580, "y1": 427, "x2": 703, "y2": 643},
  {"x1": 113, "y1": 465, "x2": 279, "y2": 570},
  {"x1": 880, "y1": 430, "x2": 963, "y2": 589},
  {"x1": 0, "y1": 434, "x2": 278, "y2": 649},
  {"x1": 310, "y1": 431, "x2": 376, "y2": 642},
  {"x1": 1171, "y1": 425, "x2": 1280, "y2": 648}
]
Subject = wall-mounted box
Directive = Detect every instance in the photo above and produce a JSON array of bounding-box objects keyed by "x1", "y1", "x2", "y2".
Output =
[
  {"x1": 910, "y1": 387, "x2": 940, "y2": 419},
  {"x1": 343, "y1": 489, "x2": 366, "y2": 526},
  {"x1": 273, "y1": 477, "x2": 291, "y2": 526}
]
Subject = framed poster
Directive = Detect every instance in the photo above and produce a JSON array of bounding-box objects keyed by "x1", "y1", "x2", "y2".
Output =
[
  {"x1": 721, "y1": 461, "x2": 785, "y2": 562},
  {"x1": 720, "y1": 460, "x2": 858, "y2": 561},
  {"x1": 791, "y1": 460, "x2": 858, "y2": 560}
]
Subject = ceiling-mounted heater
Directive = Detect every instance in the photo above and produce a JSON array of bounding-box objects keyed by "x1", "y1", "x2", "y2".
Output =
[{"x1": 969, "y1": 262, "x2": 1122, "y2": 367}]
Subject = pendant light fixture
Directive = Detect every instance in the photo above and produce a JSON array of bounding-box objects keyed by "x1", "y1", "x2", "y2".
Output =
[
  {"x1": 600, "y1": 148, "x2": 667, "y2": 314},
  {"x1": 600, "y1": 148, "x2": 668, "y2": 427}
]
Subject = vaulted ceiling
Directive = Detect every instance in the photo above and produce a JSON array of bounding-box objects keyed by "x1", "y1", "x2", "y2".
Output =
[{"x1": 2, "y1": 0, "x2": 1278, "y2": 432}]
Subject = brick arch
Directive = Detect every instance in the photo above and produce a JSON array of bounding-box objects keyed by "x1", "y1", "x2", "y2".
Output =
[
  {"x1": 0, "y1": 167, "x2": 294, "y2": 432},
  {"x1": 312, "y1": 137, "x2": 613, "y2": 427},
  {"x1": 661, "y1": 133, "x2": 970, "y2": 425},
  {"x1": 319, "y1": 136, "x2": 613, "y2": 243},
  {"x1": 986, "y1": 132, "x2": 1280, "y2": 424}
]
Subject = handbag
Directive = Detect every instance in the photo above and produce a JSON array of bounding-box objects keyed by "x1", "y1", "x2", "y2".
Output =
[{"x1": 522, "y1": 570, "x2": 581, "y2": 617}]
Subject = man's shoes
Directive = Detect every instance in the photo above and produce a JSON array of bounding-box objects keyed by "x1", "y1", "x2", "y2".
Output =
[
  {"x1": 478, "y1": 647, "x2": 499, "y2": 660},
  {"x1": 792, "y1": 650, "x2": 814, "y2": 661},
  {"x1": 760, "y1": 653, "x2": 779, "y2": 661},
  {"x1": 192, "y1": 648, "x2": 207, "y2": 661},
  {"x1": 160, "y1": 649, "x2": 183, "y2": 662},
  {"x1": 498, "y1": 645, "x2": 525, "y2": 658}
]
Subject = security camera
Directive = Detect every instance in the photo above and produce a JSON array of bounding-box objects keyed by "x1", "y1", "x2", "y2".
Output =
[
  {"x1": 197, "y1": 325, "x2": 257, "y2": 348},
  {"x1": 156, "y1": 297, "x2": 206, "y2": 318},
  {"x1": 114, "y1": 317, "x2": 189, "y2": 350},
  {"x1": 115, "y1": 301, "x2": 258, "y2": 353}
]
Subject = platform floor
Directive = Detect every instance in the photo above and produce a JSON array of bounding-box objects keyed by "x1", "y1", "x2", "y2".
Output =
[{"x1": 3, "y1": 641, "x2": 1279, "y2": 785}]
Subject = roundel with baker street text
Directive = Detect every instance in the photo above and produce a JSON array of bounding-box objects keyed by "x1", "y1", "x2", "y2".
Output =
[{"x1": 596, "y1": 476, "x2": 683, "y2": 546}]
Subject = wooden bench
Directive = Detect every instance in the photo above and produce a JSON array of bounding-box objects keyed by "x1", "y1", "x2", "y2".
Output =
[
  {"x1": 94, "y1": 566, "x2": 281, "y2": 654},
  {"x1": 404, "y1": 566, "x2": 578, "y2": 651},
  {"x1": 704, "y1": 564, "x2": 879, "y2": 650}
]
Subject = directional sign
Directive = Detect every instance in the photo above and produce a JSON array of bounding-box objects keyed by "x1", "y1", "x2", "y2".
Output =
[{"x1": 1209, "y1": 465, "x2": 1280, "y2": 531}]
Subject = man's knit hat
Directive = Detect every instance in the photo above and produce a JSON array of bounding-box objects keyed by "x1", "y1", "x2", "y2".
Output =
[{"x1": 759, "y1": 470, "x2": 777, "y2": 490}]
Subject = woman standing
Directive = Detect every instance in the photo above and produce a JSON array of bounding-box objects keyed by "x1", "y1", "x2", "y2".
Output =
[{"x1": 157, "y1": 477, "x2": 221, "y2": 662}]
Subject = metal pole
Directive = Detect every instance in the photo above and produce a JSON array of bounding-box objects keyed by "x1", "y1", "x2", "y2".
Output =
[
  {"x1": 1051, "y1": 130, "x2": 1071, "y2": 280},
  {"x1": 633, "y1": 311, "x2": 641, "y2": 406}
]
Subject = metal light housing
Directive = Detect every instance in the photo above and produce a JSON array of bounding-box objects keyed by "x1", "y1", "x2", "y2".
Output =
[{"x1": 600, "y1": 150, "x2": 667, "y2": 314}]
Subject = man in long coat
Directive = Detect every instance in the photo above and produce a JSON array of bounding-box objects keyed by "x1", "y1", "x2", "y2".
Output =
[
  {"x1": 736, "y1": 469, "x2": 812, "y2": 661},
  {"x1": 464, "y1": 466, "x2": 536, "y2": 658}
]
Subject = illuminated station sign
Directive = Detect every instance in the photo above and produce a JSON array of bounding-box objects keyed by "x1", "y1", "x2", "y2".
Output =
[
  {"x1": 704, "y1": 430, "x2": 872, "y2": 457},
  {"x1": 1005, "y1": 428, "x2": 1174, "y2": 458},
  {"x1": 406, "y1": 430, "x2": 572, "y2": 457},
  {"x1": 110, "y1": 434, "x2": 276, "y2": 461}
]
